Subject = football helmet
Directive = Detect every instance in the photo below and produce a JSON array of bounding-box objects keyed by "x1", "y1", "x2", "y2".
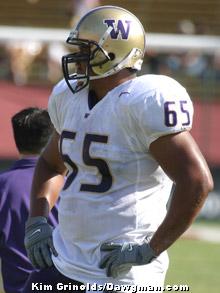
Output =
[{"x1": 62, "y1": 5, "x2": 146, "y2": 94}]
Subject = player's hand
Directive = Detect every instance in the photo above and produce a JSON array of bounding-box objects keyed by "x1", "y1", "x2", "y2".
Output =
[
  {"x1": 99, "y1": 241, "x2": 156, "y2": 278},
  {"x1": 24, "y1": 216, "x2": 58, "y2": 269}
]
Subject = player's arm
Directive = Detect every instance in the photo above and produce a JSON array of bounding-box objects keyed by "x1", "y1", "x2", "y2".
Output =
[
  {"x1": 29, "y1": 129, "x2": 66, "y2": 218},
  {"x1": 100, "y1": 130, "x2": 213, "y2": 278},
  {"x1": 25, "y1": 129, "x2": 66, "y2": 269},
  {"x1": 149, "y1": 130, "x2": 214, "y2": 255}
]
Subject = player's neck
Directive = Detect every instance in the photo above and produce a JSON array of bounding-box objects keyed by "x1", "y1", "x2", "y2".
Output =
[{"x1": 89, "y1": 70, "x2": 136, "y2": 100}]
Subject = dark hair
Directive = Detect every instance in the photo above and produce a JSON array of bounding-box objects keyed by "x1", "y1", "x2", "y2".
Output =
[{"x1": 11, "y1": 107, "x2": 53, "y2": 154}]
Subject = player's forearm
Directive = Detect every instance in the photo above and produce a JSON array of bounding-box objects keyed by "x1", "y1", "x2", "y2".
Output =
[
  {"x1": 149, "y1": 178, "x2": 213, "y2": 255},
  {"x1": 30, "y1": 156, "x2": 65, "y2": 218}
]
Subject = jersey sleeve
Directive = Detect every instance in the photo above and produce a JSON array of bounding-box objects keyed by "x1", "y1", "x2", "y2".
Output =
[{"x1": 129, "y1": 82, "x2": 194, "y2": 149}]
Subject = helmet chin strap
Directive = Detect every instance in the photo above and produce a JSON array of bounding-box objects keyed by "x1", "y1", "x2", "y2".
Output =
[{"x1": 89, "y1": 48, "x2": 143, "y2": 80}]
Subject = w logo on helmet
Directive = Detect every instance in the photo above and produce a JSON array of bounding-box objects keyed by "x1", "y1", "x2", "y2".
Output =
[{"x1": 104, "y1": 19, "x2": 131, "y2": 40}]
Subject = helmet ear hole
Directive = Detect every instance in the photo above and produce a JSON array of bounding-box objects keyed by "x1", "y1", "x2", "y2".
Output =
[{"x1": 108, "y1": 52, "x2": 115, "y2": 61}]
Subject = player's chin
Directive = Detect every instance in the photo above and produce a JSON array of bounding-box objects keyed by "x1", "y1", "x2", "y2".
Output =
[{"x1": 77, "y1": 81, "x2": 84, "y2": 86}]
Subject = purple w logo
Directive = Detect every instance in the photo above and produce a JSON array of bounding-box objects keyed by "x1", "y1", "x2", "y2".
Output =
[{"x1": 104, "y1": 19, "x2": 131, "y2": 40}]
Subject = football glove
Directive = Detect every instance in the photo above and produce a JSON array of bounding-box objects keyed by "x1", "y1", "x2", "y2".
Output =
[
  {"x1": 100, "y1": 241, "x2": 156, "y2": 278},
  {"x1": 24, "y1": 216, "x2": 58, "y2": 269}
]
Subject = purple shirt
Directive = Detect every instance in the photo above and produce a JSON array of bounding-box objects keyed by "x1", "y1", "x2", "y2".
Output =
[{"x1": 0, "y1": 157, "x2": 58, "y2": 293}]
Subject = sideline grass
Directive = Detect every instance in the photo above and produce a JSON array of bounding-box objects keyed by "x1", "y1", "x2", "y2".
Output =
[{"x1": 166, "y1": 238, "x2": 220, "y2": 293}]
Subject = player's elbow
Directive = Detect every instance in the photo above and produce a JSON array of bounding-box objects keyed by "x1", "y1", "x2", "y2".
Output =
[
  {"x1": 206, "y1": 173, "x2": 214, "y2": 194},
  {"x1": 176, "y1": 167, "x2": 214, "y2": 211},
  {"x1": 198, "y1": 168, "x2": 214, "y2": 197},
  {"x1": 189, "y1": 169, "x2": 214, "y2": 203}
]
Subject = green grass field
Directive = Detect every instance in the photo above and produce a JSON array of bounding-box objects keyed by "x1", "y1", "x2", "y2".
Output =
[{"x1": 166, "y1": 238, "x2": 220, "y2": 293}]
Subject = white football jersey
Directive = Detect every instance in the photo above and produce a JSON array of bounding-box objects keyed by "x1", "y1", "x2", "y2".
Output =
[{"x1": 48, "y1": 74, "x2": 193, "y2": 289}]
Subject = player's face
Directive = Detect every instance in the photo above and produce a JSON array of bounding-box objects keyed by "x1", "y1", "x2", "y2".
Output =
[
  {"x1": 74, "y1": 45, "x2": 97, "y2": 77},
  {"x1": 73, "y1": 45, "x2": 97, "y2": 90},
  {"x1": 63, "y1": 41, "x2": 100, "y2": 94},
  {"x1": 74, "y1": 46, "x2": 88, "y2": 74}
]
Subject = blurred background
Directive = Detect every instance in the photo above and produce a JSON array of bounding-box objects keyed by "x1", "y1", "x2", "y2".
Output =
[{"x1": 0, "y1": 0, "x2": 219, "y2": 292}]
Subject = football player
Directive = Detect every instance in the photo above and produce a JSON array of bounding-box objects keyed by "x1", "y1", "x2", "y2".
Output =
[{"x1": 24, "y1": 5, "x2": 213, "y2": 293}]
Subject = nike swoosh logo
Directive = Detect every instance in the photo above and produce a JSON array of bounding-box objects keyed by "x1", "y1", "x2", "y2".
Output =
[{"x1": 29, "y1": 229, "x2": 41, "y2": 238}]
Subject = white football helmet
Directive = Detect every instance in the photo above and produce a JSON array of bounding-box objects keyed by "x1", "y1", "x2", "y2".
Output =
[{"x1": 62, "y1": 5, "x2": 146, "y2": 93}]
